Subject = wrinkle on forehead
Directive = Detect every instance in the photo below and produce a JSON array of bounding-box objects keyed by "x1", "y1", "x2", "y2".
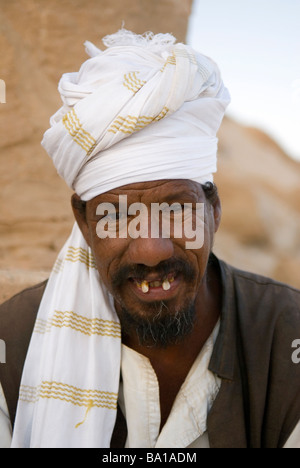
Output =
[{"x1": 87, "y1": 179, "x2": 205, "y2": 207}]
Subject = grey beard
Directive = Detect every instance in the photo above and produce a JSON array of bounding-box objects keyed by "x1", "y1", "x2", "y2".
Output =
[{"x1": 119, "y1": 300, "x2": 196, "y2": 348}]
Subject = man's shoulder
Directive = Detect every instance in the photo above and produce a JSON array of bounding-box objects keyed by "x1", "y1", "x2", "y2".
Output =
[
  {"x1": 221, "y1": 258, "x2": 300, "y2": 306},
  {"x1": 0, "y1": 280, "x2": 48, "y2": 424},
  {"x1": 211, "y1": 259, "x2": 300, "y2": 448},
  {"x1": 217, "y1": 256, "x2": 300, "y2": 337},
  {"x1": 0, "y1": 279, "x2": 48, "y2": 358},
  {"x1": 0, "y1": 281, "x2": 47, "y2": 369},
  {"x1": 0, "y1": 280, "x2": 48, "y2": 324}
]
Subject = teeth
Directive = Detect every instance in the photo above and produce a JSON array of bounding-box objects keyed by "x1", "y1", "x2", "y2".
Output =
[
  {"x1": 137, "y1": 276, "x2": 175, "y2": 293},
  {"x1": 162, "y1": 279, "x2": 171, "y2": 291},
  {"x1": 150, "y1": 281, "x2": 161, "y2": 288},
  {"x1": 141, "y1": 281, "x2": 149, "y2": 293}
]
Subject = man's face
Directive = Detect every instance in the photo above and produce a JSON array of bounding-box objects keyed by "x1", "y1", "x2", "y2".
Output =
[{"x1": 74, "y1": 179, "x2": 221, "y2": 347}]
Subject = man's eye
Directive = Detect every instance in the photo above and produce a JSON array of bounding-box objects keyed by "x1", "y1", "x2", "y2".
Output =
[
  {"x1": 159, "y1": 203, "x2": 183, "y2": 213},
  {"x1": 174, "y1": 204, "x2": 185, "y2": 212},
  {"x1": 104, "y1": 211, "x2": 127, "y2": 222},
  {"x1": 116, "y1": 212, "x2": 127, "y2": 221}
]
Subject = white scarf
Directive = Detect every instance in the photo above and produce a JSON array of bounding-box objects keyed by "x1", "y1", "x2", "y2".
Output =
[{"x1": 11, "y1": 223, "x2": 121, "y2": 448}]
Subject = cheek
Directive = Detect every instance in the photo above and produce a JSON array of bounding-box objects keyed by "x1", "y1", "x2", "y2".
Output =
[
  {"x1": 182, "y1": 206, "x2": 213, "y2": 253},
  {"x1": 89, "y1": 230, "x2": 128, "y2": 288},
  {"x1": 203, "y1": 204, "x2": 215, "y2": 249},
  {"x1": 184, "y1": 214, "x2": 214, "y2": 275}
]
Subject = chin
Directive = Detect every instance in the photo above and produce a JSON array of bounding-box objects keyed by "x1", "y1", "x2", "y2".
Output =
[{"x1": 117, "y1": 298, "x2": 197, "y2": 348}]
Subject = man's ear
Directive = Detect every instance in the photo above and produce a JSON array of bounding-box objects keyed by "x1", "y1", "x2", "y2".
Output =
[
  {"x1": 213, "y1": 196, "x2": 222, "y2": 234},
  {"x1": 71, "y1": 193, "x2": 91, "y2": 246}
]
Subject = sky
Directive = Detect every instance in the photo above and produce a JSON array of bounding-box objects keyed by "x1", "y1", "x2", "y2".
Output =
[{"x1": 187, "y1": 0, "x2": 300, "y2": 161}]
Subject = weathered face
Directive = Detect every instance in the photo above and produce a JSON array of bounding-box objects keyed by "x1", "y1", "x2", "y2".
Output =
[{"x1": 73, "y1": 179, "x2": 221, "y2": 347}]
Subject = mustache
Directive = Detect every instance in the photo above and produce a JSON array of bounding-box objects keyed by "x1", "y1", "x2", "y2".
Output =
[{"x1": 112, "y1": 258, "x2": 196, "y2": 289}]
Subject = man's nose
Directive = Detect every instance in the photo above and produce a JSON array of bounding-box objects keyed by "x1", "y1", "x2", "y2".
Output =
[{"x1": 127, "y1": 236, "x2": 174, "y2": 267}]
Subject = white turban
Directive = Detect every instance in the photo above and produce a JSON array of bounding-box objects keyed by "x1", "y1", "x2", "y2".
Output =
[{"x1": 42, "y1": 29, "x2": 230, "y2": 201}]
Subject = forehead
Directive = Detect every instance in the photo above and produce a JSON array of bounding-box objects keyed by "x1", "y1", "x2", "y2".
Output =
[{"x1": 87, "y1": 179, "x2": 205, "y2": 206}]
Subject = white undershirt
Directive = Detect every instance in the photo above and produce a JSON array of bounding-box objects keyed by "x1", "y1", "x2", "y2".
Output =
[{"x1": 118, "y1": 322, "x2": 221, "y2": 448}]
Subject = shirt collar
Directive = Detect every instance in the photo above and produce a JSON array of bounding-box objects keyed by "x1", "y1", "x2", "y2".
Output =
[{"x1": 208, "y1": 255, "x2": 237, "y2": 381}]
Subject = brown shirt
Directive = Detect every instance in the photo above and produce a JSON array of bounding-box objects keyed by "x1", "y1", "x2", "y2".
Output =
[{"x1": 0, "y1": 257, "x2": 299, "y2": 448}]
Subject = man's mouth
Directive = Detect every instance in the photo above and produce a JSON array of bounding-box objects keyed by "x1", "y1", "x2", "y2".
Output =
[
  {"x1": 112, "y1": 259, "x2": 195, "y2": 303},
  {"x1": 133, "y1": 274, "x2": 176, "y2": 294},
  {"x1": 128, "y1": 272, "x2": 181, "y2": 300}
]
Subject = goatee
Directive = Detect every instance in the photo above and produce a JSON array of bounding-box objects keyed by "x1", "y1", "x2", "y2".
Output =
[{"x1": 118, "y1": 299, "x2": 196, "y2": 348}]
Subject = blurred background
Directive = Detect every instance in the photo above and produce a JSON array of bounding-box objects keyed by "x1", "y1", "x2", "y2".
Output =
[{"x1": 0, "y1": 0, "x2": 299, "y2": 302}]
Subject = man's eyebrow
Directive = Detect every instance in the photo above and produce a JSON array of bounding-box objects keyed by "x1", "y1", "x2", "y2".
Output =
[
  {"x1": 161, "y1": 191, "x2": 199, "y2": 203},
  {"x1": 94, "y1": 190, "x2": 199, "y2": 208},
  {"x1": 95, "y1": 194, "x2": 120, "y2": 207},
  {"x1": 103, "y1": 201, "x2": 120, "y2": 209}
]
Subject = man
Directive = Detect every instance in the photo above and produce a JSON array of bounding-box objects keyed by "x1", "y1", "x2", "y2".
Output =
[{"x1": 0, "y1": 29, "x2": 299, "y2": 448}]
